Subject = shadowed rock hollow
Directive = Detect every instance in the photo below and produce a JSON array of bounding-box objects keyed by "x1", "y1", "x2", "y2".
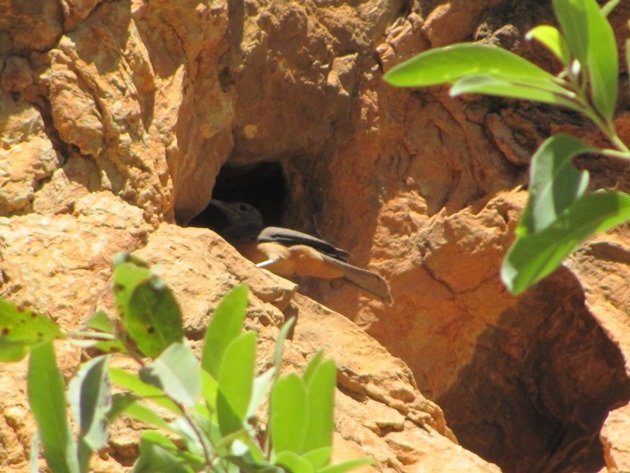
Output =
[{"x1": 1, "y1": 0, "x2": 629, "y2": 472}]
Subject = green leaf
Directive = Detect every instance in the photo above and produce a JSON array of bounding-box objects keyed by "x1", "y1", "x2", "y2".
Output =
[
  {"x1": 78, "y1": 311, "x2": 127, "y2": 354},
  {"x1": 81, "y1": 310, "x2": 114, "y2": 334},
  {"x1": 303, "y1": 447, "x2": 333, "y2": 470},
  {"x1": 384, "y1": 44, "x2": 562, "y2": 89},
  {"x1": 108, "y1": 367, "x2": 180, "y2": 413},
  {"x1": 303, "y1": 352, "x2": 324, "y2": 385},
  {"x1": 553, "y1": 0, "x2": 589, "y2": 65},
  {"x1": 169, "y1": 416, "x2": 213, "y2": 460},
  {"x1": 224, "y1": 433, "x2": 267, "y2": 464},
  {"x1": 275, "y1": 451, "x2": 314, "y2": 473},
  {"x1": 217, "y1": 332, "x2": 257, "y2": 435},
  {"x1": 317, "y1": 458, "x2": 374, "y2": 473},
  {"x1": 200, "y1": 369, "x2": 219, "y2": 415},
  {"x1": 140, "y1": 342, "x2": 200, "y2": 407},
  {"x1": 108, "y1": 393, "x2": 173, "y2": 431},
  {"x1": 502, "y1": 191, "x2": 630, "y2": 294},
  {"x1": 113, "y1": 259, "x2": 183, "y2": 358},
  {"x1": 0, "y1": 300, "x2": 62, "y2": 362},
  {"x1": 273, "y1": 317, "x2": 295, "y2": 374},
  {"x1": 303, "y1": 360, "x2": 336, "y2": 454},
  {"x1": 201, "y1": 285, "x2": 249, "y2": 378},
  {"x1": 29, "y1": 431, "x2": 40, "y2": 473},
  {"x1": 125, "y1": 277, "x2": 183, "y2": 359},
  {"x1": 133, "y1": 431, "x2": 196, "y2": 473},
  {"x1": 525, "y1": 25, "x2": 571, "y2": 66},
  {"x1": 270, "y1": 374, "x2": 308, "y2": 455},
  {"x1": 601, "y1": 0, "x2": 620, "y2": 17},
  {"x1": 113, "y1": 261, "x2": 151, "y2": 315},
  {"x1": 245, "y1": 318, "x2": 296, "y2": 420},
  {"x1": 226, "y1": 440, "x2": 281, "y2": 473},
  {"x1": 28, "y1": 341, "x2": 79, "y2": 473},
  {"x1": 449, "y1": 75, "x2": 580, "y2": 112},
  {"x1": 518, "y1": 134, "x2": 593, "y2": 236},
  {"x1": 583, "y1": 0, "x2": 618, "y2": 121},
  {"x1": 68, "y1": 355, "x2": 111, "y2": 464},
  {"x1": 246, "y1": 368, "x2": 275, "y2": 420},
  {"x1": 554, "y1": 0, "x2": 618, "y2": 120}
]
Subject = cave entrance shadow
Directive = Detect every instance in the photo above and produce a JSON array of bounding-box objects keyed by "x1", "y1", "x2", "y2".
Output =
[{"x1": 437, "y1": 268, "x2": 630, "y2": 473}]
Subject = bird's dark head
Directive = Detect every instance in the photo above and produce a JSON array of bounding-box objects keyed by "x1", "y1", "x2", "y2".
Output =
[{"x1": 209, "y1": 199, "x2": 264, "y2": 240}]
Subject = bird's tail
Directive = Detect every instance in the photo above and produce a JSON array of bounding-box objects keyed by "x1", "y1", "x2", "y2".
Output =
[{"x1": 322, "y1": 255, "x2": 392, "y2": 304}]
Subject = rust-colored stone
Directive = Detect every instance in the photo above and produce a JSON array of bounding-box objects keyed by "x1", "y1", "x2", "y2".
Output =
[{"x1": 1, "y1": 0, "x2": 628, "y2": 472}]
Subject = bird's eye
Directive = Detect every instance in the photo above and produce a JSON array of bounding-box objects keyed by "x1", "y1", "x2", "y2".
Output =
[{"x1": 239, "y1": 204, "x2": 249, "y2": 212}]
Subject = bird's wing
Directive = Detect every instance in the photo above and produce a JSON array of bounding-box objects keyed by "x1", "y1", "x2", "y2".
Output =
[{"x1": 257, "y1": 226, "x2": 351, "y2": 261}]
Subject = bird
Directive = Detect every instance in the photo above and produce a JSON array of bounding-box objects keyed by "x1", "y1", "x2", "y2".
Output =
[{"x1": 207, "y1": 199, "x2": 392, "y2": 303}]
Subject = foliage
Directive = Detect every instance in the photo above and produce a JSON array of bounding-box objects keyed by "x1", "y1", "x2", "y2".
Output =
[
  {"x1": 384, "y1": 0, "x2": 630, "y2": 294},
  {"x1": 0, "y1": 254, "x2": 372, "y2": 473}
]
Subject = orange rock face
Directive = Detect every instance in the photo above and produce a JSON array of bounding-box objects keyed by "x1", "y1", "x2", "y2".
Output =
[{"x1": 1, "y1": 0, "x2": 628, "y2": 472}]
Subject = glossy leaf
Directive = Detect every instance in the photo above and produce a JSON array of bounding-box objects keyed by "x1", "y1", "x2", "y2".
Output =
[
  {"x1": 518, "y1": 134, "x2": 593, "y2": 236},
  {"x1": 525, "y1": 25, "x2": 571, "y2": 66},
  {"x1": 108, "y1": 393, "x2": 172, "y2": 431},
  {"x1": 133, "y1": 431, "x2": 196, "y2": 473},
  {"x1": 0, "y1": 300, "x2": 62, "y2": 362},
  {"x1": 601, "y1": 0, "x2": 620, "y2": 17},
  {"x1": 68, "y1": 355, "x2": 111, "y2": 457},
  {"x1": 270, "y1": 374, "x2": 308, "y2": 455},
  {"x1": 29, "y1": 431, "x2": 39, "y2": 473},
  {"x1": 303, "y1": 351, "x2": 324, "y2": 385},
  {"x1": 217, "y1": 331, "x2": 257, "y2": 435},
  {"x1": 28, "y1": 341, "x2": 79, "y2": 473},
  {"x1": 384, "y1": 44, "x2": 561, "y2": 89},
  {"x1": 303, "y1": 360, "x2": 336, "y2": 454},
  {"x1": 582, "y1": 0, "x2": 618, "y2": 120},
  {"x1": 200, "y1": 369, "x2": 219, "y2": 415},
  {"x1": 226, "y1": 441, "x2": 281, "y2": 473},
  {"x1": 303, "y1": 447, "x2": 333, "y2": 470},
  {"x1": 275, "y1": 451, "x2": 314, "y2": 473},
  {"x1": 81, "y1": 310, "x2": 114, "y2": 334},
  {"x1": 201, "y1": 285, "x2": 249, "y2": 378},
  {"x1": 125, "y1": 277, "x2": 183, "y2": 358},
  {"x1": 554, "y1": 0, "x2": 618, "y2": 120},
  {"x1": 246, "y1": 367, "x2": 275, "y2": 420},
  {"x1": 140, "y1": 342, "x2": 200, "y2": 407},
  {"x1": 109, "y1": 367, "x2": 180, "y2": 413},
  {"x1": 113, "y1": 260, "x2": 151, "y2": 316},
  {"x1": 273, "y1": 317, "x2": 295, "y2": 374},
  {"x1": 450, "y1": 75, "x2": 580, "y2": 112},
  {"x1": 553, "y1": 0, "x2": 589, "y2": 65},
  {"x1": 502, "y1": 191, "x2": 630, "y2": 294}
]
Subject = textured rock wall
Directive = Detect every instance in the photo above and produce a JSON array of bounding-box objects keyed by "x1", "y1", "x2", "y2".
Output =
[{"x1": 1, "y1": 0, "x2": 629, "y2": 472}]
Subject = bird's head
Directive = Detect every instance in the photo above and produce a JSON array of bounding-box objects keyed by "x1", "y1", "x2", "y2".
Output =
[{"x1": 209, "y1": 199, "x2": 264, "y2": 240}]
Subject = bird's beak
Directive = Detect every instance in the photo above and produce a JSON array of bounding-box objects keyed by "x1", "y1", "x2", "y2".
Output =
[{"x1": 209, "y1": 199, "x2": 228, "y2": 212}]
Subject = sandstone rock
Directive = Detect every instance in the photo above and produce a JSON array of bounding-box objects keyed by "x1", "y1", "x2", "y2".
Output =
[
  {"x1": 1, "y1": 0, "x2": 629, "y2": 471},
  {"x1": 0, "y1": 208, "x2": 496, "y2": 471}
]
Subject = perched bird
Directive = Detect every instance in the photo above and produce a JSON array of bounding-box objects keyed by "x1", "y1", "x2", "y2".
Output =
[{"x1": 208, "y1": 199, "x2": 392, "y2": 303}]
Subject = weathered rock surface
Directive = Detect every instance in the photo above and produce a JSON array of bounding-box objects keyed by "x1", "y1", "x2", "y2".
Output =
[
  {"x1": 0, "y1": 200, "x2": 497, "y2": 472},
  {"x1": 1, "y1": 0, "x2": 628, "y2": 472}
]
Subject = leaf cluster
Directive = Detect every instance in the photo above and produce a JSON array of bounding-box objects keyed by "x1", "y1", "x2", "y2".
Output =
[
  {"x1": 384, "y1": 0, "x2": 630, "y2": 294},
  {"x1": 0, "y1": 254, "x2": 372, "y2": 473}
]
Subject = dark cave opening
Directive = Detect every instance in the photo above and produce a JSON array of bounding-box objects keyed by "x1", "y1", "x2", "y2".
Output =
[{"x1": 188, "y1": 161, "x2": 287, "y2": 231}]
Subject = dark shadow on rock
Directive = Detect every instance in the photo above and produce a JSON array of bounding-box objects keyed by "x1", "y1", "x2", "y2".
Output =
[{"x1": 437, "y1": 268, "x2": 630, "y2": 473}]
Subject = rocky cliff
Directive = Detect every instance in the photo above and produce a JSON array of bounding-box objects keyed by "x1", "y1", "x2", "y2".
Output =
[{"x1": 1, "y1": 0, "x2": 628, "y2": 472}]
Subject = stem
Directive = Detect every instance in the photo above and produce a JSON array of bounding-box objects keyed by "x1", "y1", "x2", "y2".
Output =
[
  {"x1": 68, "y1": 330, "x2": 116, "y2": 340},
  {"x1": 598, "y1": 147, "x2": 630, "y2": 160},
  {"x1": 602, "y1": 127, "x2": 630, "y2": 155},
  {"x1": 181, "y1": 409, "x2": 214, "y2": 468}
]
